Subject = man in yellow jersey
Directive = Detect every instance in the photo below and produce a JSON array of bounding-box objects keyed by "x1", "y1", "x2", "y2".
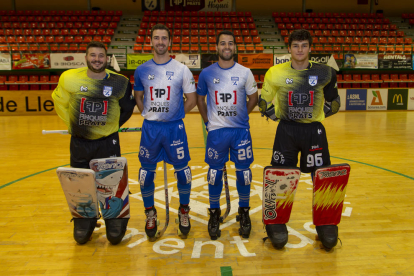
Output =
[
  {"x1": 52, "y1": 41, "x2": 136, "y2": 244},
  {"x1": 259, "y1": 29, "x2": 340, "y2": 250}
]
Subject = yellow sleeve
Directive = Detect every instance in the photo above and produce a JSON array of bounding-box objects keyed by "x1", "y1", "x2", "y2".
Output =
[
  {"x1": 261, "y1": 67, "x2": 277, "y2": 107},
  {"x1": 51, "y1": 73, "x2": 70, "y2": 128}
]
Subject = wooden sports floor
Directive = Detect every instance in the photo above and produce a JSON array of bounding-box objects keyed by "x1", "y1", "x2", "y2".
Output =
[{"x1": 1, "y1": 111, "x2": 414, "y2": 276}]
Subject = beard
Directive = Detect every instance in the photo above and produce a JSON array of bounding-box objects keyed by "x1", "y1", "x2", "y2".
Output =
[
  {"x1": 87, "y1": 60, "x2": 107, "y2": 73},
  {"x1": 154, "y1": 44, "x2": 168, "y2": 56},
  {"x1": 218, "y1": 50, "x2": 234, "y2": 61}
]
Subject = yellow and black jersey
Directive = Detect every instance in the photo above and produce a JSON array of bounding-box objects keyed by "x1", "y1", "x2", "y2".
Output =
[
  {"x1": 261, "y1": 61, "x2": 338, "y2": 123},
  {"x1": 52, "y1": 67, "x2": 135, "y2": 140}
]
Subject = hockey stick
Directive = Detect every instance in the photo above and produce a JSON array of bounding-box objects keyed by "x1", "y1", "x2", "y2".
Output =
[
  {"x1": 42, "y1": 127, "x2": 142, "y2": 135},
  {"x1": 157, "y1": 161, "x2": 169, "y2": 238},
  {"x1": 219, "y1": 164, "x2": 231, "y2": 223}
]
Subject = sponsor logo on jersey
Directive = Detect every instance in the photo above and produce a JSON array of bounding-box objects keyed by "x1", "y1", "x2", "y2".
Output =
[
  {"x1": 213, "y1": 78, "x2": 220, "y2": 84},
  {"x1": 80, "y1": 86, "x2": 88, "y2": 92},
  {"x1": 166, "y1": 71, "x2": 174, "y2": 81},
  {"x1": 207, "y1": 147, "x2": 219, "y2": 159},
  {"x1": 103, "y1": 86, "x2": 113, "y2": 97},
  {"x1": 171, "y1": 139, "x2": 183, "y2": 146},
  {"x1": 318, "y1": 129, "x2": 322, "y2": 134},
  {"x1": 309, "y1": 76, "x2": 318, "y2": 86},
  {"x1": 139, "y1": 146, "x2": 150, "y2": 158},
  {"x1": 272, "y1": 151, "x2": 285, "y2": 164},
  {"x1": 231, "y1": 77, "x2": 239, "y2": 85},
  {"x1": 286, "y1": 78, "x2": 293, "y2": 84},
  {"x1": 310, "y1": 145, "x2": 322, "y2": 151},
  {"x1": 148, "y1": 74, "x2": 154, "y2": 80},
  {"x1": 179, "y1": 124, "x2": 183, "y2": 129},
  {"x1": 80, "y1": 98, "x2": 108, "y2": 115},
  {"x1": 238, "y1": 139, "x2": 251, "y2": 147}
]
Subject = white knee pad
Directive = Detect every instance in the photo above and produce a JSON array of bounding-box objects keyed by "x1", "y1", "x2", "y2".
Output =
[{"x1": 236, "y1": 168, "x2": 252, "y2": 185}]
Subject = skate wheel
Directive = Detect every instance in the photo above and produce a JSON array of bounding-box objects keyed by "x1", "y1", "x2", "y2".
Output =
[
  {"x1": 147, "y1": 235, "x2": 157, "y2": 242},
  {"x1": 175, "y1": 218, "x2": 179, "y2": 224},
  {"x1": 177, "y1": 229, "x2": 188, "y2": 238},
  {"x1": 236, "y1": 215, "x2": 240, "y2": 222}
]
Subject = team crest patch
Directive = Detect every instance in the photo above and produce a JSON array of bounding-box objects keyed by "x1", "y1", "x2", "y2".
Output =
[
  {"x1": 103, "y1": 86, "x2": 113, "y2": 97},
  {"x1": 166, "y1": 71, "x2": 174, "y2": 81},
  {"x1": 231, "y1": 77, "x2": 239, "y2": 85},
  {"x1": 309, "y1": 76, "x2": 318, "y2": 86},
  {"x1": 213, "y1": 78, "x2": 220, "y2": 84}
]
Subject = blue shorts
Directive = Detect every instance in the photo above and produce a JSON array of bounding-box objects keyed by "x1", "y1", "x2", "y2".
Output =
[
  {"x1": 205, "y1": 128, "x2": 254, "y2": 169},
  {"x1": 139, "y1": 119, "x2": 191, "y2": 166}
]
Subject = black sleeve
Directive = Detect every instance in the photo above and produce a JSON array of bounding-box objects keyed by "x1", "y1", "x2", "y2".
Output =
[
  {"x1": 119, "y1": 81, "x2": 136, "y2": 127},
  {"x1": 323, "y1": 67, "x2": 339, "y2": 102}
]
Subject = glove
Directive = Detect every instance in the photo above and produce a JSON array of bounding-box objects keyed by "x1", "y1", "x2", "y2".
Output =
[{"x1": 258, "y1": 95, "x2": 278, "y2": 122}]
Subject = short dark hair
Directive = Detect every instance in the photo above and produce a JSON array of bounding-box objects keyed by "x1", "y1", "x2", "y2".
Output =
[
  {"x1": 151, "y1": 23, "x2": 171, "y2": 40},
  {"x1": 86, "y1": 41, "x2": 107, "y2": 55},
  {"x1": 216, "y1": 30, "x2": 235, "y2": 45},
  {"x1": 288, "y1": 29, "x2": 312, "y2": 48}
]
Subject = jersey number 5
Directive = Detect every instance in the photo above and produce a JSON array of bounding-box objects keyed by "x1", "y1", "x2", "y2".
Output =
[{"x1": 177, "y1": 147, "x2": 185, "y2": 159}]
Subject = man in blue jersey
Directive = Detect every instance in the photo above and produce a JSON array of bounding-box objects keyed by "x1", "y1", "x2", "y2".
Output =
[
  {"x1": 196, "y1": 30, "x2": 258, "y2": 240},
  {"x1": 133, "y1": 24, "x2": 197, "y2": 239}
]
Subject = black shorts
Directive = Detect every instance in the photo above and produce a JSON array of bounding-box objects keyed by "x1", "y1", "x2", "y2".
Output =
[
  {"x1": 70, "y1": 132, "x2": 121, "y2": 168},
  {"x1": 271, "y1": 120, "x2": 331, "y2": 173}
]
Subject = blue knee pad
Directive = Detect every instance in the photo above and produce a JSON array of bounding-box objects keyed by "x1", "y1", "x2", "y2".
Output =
[
  {"x1": 236, "y1": 168, "x2": 252, "y2": 186},
  {"x1": 139, "y1": 168, "x2": 156, "y2": 187},
  {"x1": 174, "y1": 166, "x2": 192, "y2": 185},
  {"x1": 207, "y1": 167, "x2": 223, "y2": 186},
  {"x1": 236, "y1": 168, "x2": 252, "y2": 208}
]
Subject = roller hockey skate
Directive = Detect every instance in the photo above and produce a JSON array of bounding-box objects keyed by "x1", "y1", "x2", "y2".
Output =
[
  {"x1": 265, "y1": 224, "x2": 288, "y2": 249},
  {"x1": 104, "y1": 218, "x2": 129, "y2": 245},
  {"x1": 236, "y1": 207, "x2": 251, "y2": 238},
  {"x1": 316, "y1": 225, "x2": 338, "y2": 250},
  {"x1": 144, "y1": 206, "x2": 159, "y2": 241},
  {"x1": 208, "y1": 208, "x2": 221, "y2": 240},
  {"x1": 176, "y1": 204, "x2": 191, "y2": 237},
  {"x1": 72, "y1": 218, "x2": 99, "y2": 244}
]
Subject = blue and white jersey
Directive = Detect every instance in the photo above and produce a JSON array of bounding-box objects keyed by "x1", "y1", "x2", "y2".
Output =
[
  {"x1": 197, "y1": 62, "x2": 257, "y2": 131},
  {"x1": 134, "y1": 58, "x2": 196, "y2": 122}
]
